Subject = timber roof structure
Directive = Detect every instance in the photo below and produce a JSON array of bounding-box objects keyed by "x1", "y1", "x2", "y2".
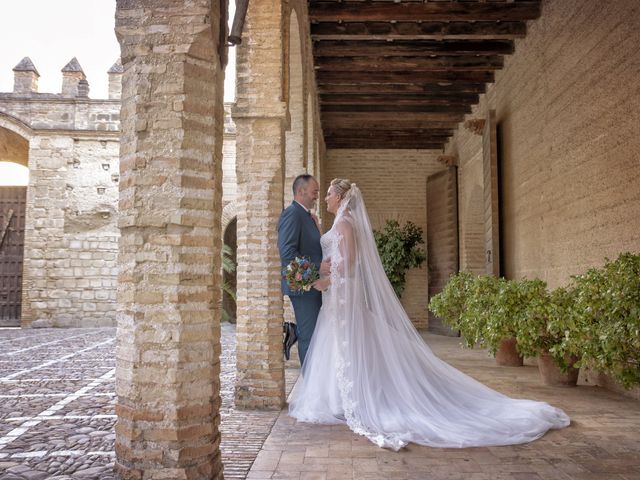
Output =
[{"x1": 310, "y1": 0, "x2": 542, "y2": 149}]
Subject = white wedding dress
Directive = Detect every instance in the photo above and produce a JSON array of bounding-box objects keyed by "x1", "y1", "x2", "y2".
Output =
[{"x1": 288, "y1": 185, "x2": 569, "y2": 450}]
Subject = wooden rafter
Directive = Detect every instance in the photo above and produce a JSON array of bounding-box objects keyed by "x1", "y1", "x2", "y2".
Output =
[
  {"x1": 309, "y1": 0, "x2": 542, "y2": 150},
  {"x1": 317, "y1": 70, "x2": 495, "y2": 84},
  {"x1": 313, "y1": 40, "x2": 515, "y2": 57},
  {"x1": 309, "y1": 2, "x2": 541, "y2": 22},
  {"x1": 319, "y1": 94, "x2": 480, "y2": 106},
  {"x1": 311, "y1": 21, "x2": 527, "y2": 40}
]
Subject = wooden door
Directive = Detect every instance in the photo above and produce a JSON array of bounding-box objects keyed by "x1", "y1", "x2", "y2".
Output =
[
  {"x1": 0, "y1": 186, "x2": 27, "y2": 326},
  {"x1": 426, "y1": 167, "x2": 459, "y2": 336},
  {"x1": 483, "y1": 109, "x2": 500, "y2": 276}
]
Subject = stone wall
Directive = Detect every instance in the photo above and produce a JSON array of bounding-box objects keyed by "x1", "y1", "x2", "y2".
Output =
[
  {"x1": 1, "y1": 62, "x2": 237, "y2": 327},
  {"x1": 447, "y1": 0, "x2": 640, "y2": 288},
  {"x1": 22, "y1": 134, "x2": 120, "y2": 327},
  {"x1": 324, "y1": 149, "x2": 445, "y2": 330},
  {"x1": 0, "y1": 68, "x2": 121, "y2": 327}
]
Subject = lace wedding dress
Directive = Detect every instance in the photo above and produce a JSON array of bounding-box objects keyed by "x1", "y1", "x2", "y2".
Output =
[{"x1": 288, "y1": 185, "x2": 569, "y2": 450}]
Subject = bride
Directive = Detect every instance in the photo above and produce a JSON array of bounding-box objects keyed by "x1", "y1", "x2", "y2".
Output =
[{"x1": 288, "y1": 178, "x2": 570, "y2": 451}]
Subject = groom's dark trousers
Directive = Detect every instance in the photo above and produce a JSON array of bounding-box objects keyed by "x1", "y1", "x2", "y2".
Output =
[{"x1": 277, "y1": 201, "x2": 323, "y2": 366}]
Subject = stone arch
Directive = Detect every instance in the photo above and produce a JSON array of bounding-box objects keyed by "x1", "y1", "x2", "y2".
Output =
[
  {"x1": 0, "y1": 112, "x2": 30, "y2": 326},
  {"x1": 222, "y1": 200, "x2": 238, "y2": 233},
  {"x1": 284, "y1": 9, "x2": 306, "y2": 205},
  {"x1": 0, "y1": 111, "x2": 32, "y2": 169}
]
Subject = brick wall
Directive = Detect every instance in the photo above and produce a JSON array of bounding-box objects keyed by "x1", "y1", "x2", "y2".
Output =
[
  {"x1": 447, "y1": 0, "x2": 640, "y2": 288},
  {"x1": 324, "y1": 149, "x2": 445, "y2": 329}
]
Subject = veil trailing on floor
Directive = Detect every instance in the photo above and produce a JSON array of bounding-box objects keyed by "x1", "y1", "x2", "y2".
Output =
[{"x1": 289, "y1": 184, "x2": 569, "y2": 450}]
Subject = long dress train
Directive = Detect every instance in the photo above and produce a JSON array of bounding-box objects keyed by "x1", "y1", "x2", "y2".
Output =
[{"x1": 288, "y1": 185, "x2": 569, "y2": 451}]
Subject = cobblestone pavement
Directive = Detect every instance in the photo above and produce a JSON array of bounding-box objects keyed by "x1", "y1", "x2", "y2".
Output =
[
  {"x1": 247, "y1": 333, "x2": 640, "y2": 480},
  {"x1": 0, "y1": 323, "x2": 299, "y2": 480}
]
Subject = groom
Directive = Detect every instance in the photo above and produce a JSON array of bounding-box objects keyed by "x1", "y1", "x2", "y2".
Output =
[{"x1": 278, "y1": 174, "x2": 324, "y2": 366}]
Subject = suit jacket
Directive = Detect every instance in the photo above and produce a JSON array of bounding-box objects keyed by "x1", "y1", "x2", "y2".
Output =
[{"x1": 277, "y1": 202, "x2": 323, "y2": 297}]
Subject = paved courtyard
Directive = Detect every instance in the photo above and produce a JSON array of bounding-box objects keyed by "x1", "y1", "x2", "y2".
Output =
[
  {"x1": 0, "y1": 323, "x2": 294, "y2": 480},
  {"x1": 0, "y1": 325, "x2": 639, "y2": 480}
]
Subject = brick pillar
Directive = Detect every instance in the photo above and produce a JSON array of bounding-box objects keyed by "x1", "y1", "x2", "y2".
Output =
[
  {"x1": 114, "y1": 1, "x2": 226, "y2": 479},
  {"x1": 232, "y1": 0, "x2": 287, "y2": 409}
]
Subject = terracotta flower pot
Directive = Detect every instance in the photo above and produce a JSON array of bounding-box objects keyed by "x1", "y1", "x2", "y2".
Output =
[
  {"x1": 537, "y1": 351, "x2": 580, "y2": 387},
  {"x1": 495, "y1": 337, "x2": 524, "y2": 366}
]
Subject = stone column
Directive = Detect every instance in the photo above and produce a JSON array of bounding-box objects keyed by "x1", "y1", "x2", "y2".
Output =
[
  {"x1": 114, "y1": 1, "x2": 226, "y2": 479},
  {"x1": 232, "y1": 0, "x2": 287, "y2": 409}
]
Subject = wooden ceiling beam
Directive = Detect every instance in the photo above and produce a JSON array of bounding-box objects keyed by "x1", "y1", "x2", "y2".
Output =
[
  {"x1": 319, "y1": 94, "x2": 479, "y2": 106},
  {"x1": 322, "y1": 111, "x2": 464, "y2": 123},
  {"x1": 311, "y1": 21, "x2": 527, "y2": 40},
  {"x1": 324, "y1": 128, "x2": 454, "y2": 138},
  {"x1": 313, "y1": 40, "x2": 515, "y2": 57},
  {"x1": 321, "y1": 121, "x2": 460, "y2": 131},
  {"x1": 325, "y1": 139, "x2": 445, "y2": 150},
  {"x1": 317, "y1": 70, "x2": 494, "y2": 84},
  {"x1": 309, "y1": 2, "x2": 541, "y2": 22},
  {"x1": 315, "y1": 55, "x2": 504, "y2": 72},
  {"x1": 321, "y1": 104, "x2": 472, "y2": 114},
  {"x1": 317, "y1": 83, "x2": 487, "y2": 95}
]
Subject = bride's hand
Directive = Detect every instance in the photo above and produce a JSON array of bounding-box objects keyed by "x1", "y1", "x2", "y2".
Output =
[
  {"x1": 313, "y1": 278, "x2": 330, "y2": 291},
  {"x1": 319, "y1": 258, "x2": 331, "y2": 276}
]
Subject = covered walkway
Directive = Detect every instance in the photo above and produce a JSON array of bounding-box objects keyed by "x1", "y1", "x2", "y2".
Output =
[{"x1": 249, "y1": 333, "x2": 640, "y2": 480}]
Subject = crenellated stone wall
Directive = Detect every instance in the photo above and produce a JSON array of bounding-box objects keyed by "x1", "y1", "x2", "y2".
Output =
[
  {"x1": 0, "y1": 58, "x2": 121, "y2": 327},
  {"x1": 0, "y1": 58, "x2": 237, "y2": 329}
]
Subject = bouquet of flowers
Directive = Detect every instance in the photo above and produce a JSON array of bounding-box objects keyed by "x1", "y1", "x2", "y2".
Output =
[{"x1": 283, "y1": 256, "x2": 320, "y2": 293}]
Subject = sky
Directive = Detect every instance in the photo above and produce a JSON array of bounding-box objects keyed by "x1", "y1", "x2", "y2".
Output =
[{"x1": 0, "y1": 0, "x2": 236, "y2": 101}]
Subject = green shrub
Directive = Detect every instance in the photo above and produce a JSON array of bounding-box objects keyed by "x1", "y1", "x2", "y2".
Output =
[
  {"x1": 572, "y1": 252, "x2": 640, "y2": 388},
  {"x1": 374, "y1": 220, "x2": 426, "y2": 298}
]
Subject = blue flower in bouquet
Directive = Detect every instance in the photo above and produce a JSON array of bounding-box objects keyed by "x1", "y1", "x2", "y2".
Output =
[{"x1": 283, "y1": 256, "x2": 320, "y2": 292}]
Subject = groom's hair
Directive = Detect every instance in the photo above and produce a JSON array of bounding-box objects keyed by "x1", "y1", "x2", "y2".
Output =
[{"x1": 293, "y1": 174, "x2": 314, "y2": 196}]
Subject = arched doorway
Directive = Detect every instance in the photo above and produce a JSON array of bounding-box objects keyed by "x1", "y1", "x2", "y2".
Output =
[{"x1": 0, "y1": 124, "x2": 30, "y2": 326}]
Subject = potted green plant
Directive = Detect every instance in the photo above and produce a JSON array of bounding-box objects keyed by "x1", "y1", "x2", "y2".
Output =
[
  {"x1": 428, "y1": 271, "x2": 477, "y2": 345},
  {"x1": 477, "y1": 276, "x2": 526, "y2": 366},
  {"x1": 515, "y1": 283, "x2": 581, "y2": 386},
  {"x1": 430, "y1": 273, "x2": 523, "y2": 366},
  {"x1": 374, "y1": 220, "x2": 426, "y2": 298},
  {"x1": 571, "y1": 252, "x2": 640, "y2": 389}
]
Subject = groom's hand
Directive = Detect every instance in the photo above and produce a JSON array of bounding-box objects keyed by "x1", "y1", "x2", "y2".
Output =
[{"x1": 320, "y1": 258, "x2": 331, "y2": 276}]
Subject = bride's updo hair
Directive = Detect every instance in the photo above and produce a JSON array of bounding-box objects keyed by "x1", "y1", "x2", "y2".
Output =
[{"x1": 330, "y1": 178, "x2": 352, "y2": 199}]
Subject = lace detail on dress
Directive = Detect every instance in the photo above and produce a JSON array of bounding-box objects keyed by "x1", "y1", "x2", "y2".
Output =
[{"x1": 326, "y1": 227, "x2": 408, "y2": 451}]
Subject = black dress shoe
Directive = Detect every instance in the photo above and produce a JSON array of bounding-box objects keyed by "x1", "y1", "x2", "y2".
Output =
[{"x1": 283, "y1": 321, "x2": 298, "y2": 360}]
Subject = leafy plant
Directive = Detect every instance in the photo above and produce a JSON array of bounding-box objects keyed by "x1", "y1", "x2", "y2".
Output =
[
  {"x1": 374, "y1": 220, "x2": 426, "y2": 298},
  {"x1": 571, "y1": 252, "x2": 640, "y2": 388},
  {"x1": 514, "y1": 283, "x2": 579, "y2": 371}
]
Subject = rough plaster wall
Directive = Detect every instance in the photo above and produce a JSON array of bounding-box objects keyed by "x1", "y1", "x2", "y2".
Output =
[
  {"x1": 447, "y1": 0, "x2": 640, "y2": 288},
  {"x1": 325, "y1": 149, "x2": 445, "y2": 329}
]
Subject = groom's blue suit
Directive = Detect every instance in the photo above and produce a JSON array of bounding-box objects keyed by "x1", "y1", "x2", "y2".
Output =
[{"x1": 277, "y1": 201, "x2": 323, "y2": 366}]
